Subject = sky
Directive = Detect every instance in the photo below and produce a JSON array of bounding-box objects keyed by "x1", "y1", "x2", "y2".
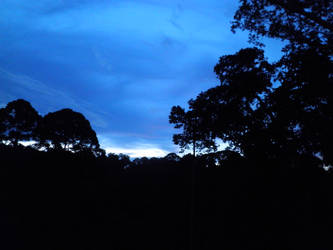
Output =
[{"x1": 0, "y1": 0, "x2": 283, "y2": 158}]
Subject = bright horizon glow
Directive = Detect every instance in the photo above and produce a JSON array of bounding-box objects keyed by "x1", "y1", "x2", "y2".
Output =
[
  {"x1": 104, "y1": 146, "x2": 169, "y2": 158},
  {"x1": 7, "y1": 139, "x2": 169, "y2": 158},
  {"x1": 99, "y1": 134, "x2": 173, "y2": 158},
  {"x1": 13, "y1": 138, "x2": 227, "y2": 159},
  {"x1": 19, "y1": 140, "x2": 36, "y2": 146}
]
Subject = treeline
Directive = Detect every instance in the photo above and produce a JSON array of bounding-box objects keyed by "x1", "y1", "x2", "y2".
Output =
[{"x1": 1, "y1": 143, "x2": 333, "y2": 250}]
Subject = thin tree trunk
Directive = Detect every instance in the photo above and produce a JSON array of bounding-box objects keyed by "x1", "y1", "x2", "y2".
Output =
[
  {"x1": 189, "y1": 157, "x2": 196, "y2": 250},
  {"x1": 193, "y1": 139, "x2": 196, "y2": 158},
  {"x1": 189, "y1": 138, "x2": 196, "y2": 250}
]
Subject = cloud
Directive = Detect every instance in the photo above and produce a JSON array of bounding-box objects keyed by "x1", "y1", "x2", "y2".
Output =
[
  {"x1": 0, "y1": 0, "x2": 285, "y2": 156},
  {"x1": 0, "y1": 68, "x2": 108, "y2": 129},
  {"x1": 0, "y1": 68, "x2": 74, "y2": 101}
]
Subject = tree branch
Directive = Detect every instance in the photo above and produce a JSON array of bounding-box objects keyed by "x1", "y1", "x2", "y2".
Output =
[{"x1": 270, "y1": 0, "x2": 333, "y2": 32}]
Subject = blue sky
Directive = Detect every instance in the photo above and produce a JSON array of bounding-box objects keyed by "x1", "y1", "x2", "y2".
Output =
[{"x1": 0, "y1": 0, "x2": 283, "y2": 157}]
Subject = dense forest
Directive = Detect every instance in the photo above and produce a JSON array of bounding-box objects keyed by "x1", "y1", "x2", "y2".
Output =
[{"x1": 1, "y1": 0, "x2": 332, "y2": 249}]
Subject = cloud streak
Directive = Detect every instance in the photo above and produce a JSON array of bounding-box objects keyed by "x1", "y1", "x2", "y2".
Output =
[{"x1": 0, "y1": 67, "x2": 108, "y2": 129}]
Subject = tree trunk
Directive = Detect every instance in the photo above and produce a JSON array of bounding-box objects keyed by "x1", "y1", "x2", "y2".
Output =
[{"x1": 190, "y1": 140, "x2": 197, "y2": 250}]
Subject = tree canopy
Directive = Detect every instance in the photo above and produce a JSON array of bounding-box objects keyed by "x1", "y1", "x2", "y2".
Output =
[
  {"x1": 0, "y1": 99, "x2": 101, "y2": 155},
  {"x1": 170, "y1": 0, "x2": 332, "y2": 168},
  {"x1": 0, "y1": 99, "x2": 41, "y2": 145},
  {"x1": 40, "y1": 108, "x2": 100, "y2": 153},
  {"x1": 231, "y1": 0, "x2": 332, "y2": 52}
]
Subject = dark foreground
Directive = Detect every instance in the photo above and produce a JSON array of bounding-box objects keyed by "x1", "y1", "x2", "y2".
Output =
[{"x1": 1, "y1": 145, "x2": 333, "y2": 250}]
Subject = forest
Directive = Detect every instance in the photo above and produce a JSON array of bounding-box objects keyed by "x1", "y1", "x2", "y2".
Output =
[{"x1": 1, "y1": 0, "x2": 332, "y2": 249}]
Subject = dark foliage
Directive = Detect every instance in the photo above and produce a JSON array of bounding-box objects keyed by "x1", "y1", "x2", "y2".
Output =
[
  {"x1": 167, "y1": 2, "x2": 333, "y2": 248},
  {"x1": 0, "y1": 100, "x2": 101, "y2": 155},
  {"x1": 39, "y1": 109, "x2": 100, "y2": 153},
  {"x1": 1, "y1": 145, "x2": 333, "y2": 250},
  {"x1": 0, "y1": 99, "x2": 41, "y2": 146},
  {"x1": 231, "y1": 0, "x2": 332, "y2": 51},
  {"x1": 170, "y1": 0, "x2": 332, "y2": 168}
]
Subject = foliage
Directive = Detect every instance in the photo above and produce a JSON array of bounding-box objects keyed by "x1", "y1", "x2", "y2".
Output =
[
  {"x1": 231, "y1": 0, "x2": 332, "y2": 51},
  {"x1": 170, "y1": 48, "x2": 275, "y2": 154},
  {"x1": 0, "y1": 99, "x2": 101, "y2": 155},
  {"x1": 0, "y1": 99, "x2": 41, "y2": 145},
  {"x1": 169, "y1": 105, "x2": 216, "y2": 155},
  {"x1": 40, "y1": 108, "x2": 100, "y2": 153},
  {"x1": 170, "y1": 0, "x2": 332, "y2": 168}
]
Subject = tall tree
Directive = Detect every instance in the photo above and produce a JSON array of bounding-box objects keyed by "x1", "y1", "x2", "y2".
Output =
[
  {"x1": 0, "y1": 99, "x2": 41, "y2": 146},
  {"x1": 232, "y1": 0, "x2": 333, "y2": 166},
  {"x1": 169, "y1": 105, "x2": 216, "y2": 156},
  {"x1": 170, "y1": 0, "x2": 332, "y2": 168},
  {"x1": 170, "y1": 48, "x2": 274, "y2": 156},
  {"x1": 40, "y1": 109, "x2": 100, "y2": 154}
]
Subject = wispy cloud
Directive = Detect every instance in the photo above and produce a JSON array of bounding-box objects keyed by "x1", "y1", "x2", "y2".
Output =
[
  {"x1": 0, "y1": 67, "x2": 108, "y2": 129},
  {"x1": 0, "y1": 67, "x2": 76, "y2": 102}
]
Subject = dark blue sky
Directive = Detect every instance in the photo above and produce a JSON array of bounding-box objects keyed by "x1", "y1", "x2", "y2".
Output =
[{"x1": 0, "y1": 0, "x2": 283, "y2": 157}]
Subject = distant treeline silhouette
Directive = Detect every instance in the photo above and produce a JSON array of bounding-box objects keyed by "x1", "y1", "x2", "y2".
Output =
[
  {"x1": 1, "y1": 0, "x2": 332, "y2": 249},
  {"x1": 1, "y1": 142, "x2": 333, "y2": 250}
]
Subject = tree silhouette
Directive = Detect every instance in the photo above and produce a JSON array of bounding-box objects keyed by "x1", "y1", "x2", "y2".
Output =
[
  {"x1": 0, "y1": 99, "x2": 41, "y2": 146},
  {"x1": 0, "y1": 108, "x2": 7, "y2": 142},
  {"x1": 231, "y1": 0, "x2": 332, "y2": 50},
  {"x1": 232, "y1": 0, "x2": 333, "y2": 167},
  {"x1": 170, "y1": 106, "x2": 204, "y2": 156},
  {"x1": 170, "y1": 48, "x2": 274, "y2": 156},
  {"x1": 39, "y1": 108, "x2": 100, "y2": 153},
  {"x1": 170, "y1": 0, "x2": 332, "y2": 169},
  {"x1": 164, "y1": 152, "x2": 181, "y2": 162}
]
